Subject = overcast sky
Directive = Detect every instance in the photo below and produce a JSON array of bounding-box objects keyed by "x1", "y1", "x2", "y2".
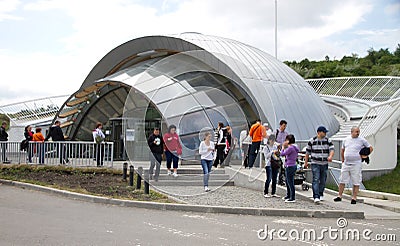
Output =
[{"x1": 0, "y1": 0, "x2": 399, "y2": 105}]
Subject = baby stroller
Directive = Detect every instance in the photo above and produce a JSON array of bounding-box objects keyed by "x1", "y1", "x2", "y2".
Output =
[
  {"x1": 278, "y1": 155, "x2": 309, "y2": 191},
  {"x1": 295, "y1": 162, "x2": 309, "y2": 191}
]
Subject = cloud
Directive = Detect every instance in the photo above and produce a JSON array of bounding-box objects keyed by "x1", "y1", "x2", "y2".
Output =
[
  {"x1": 384, "y1": 2, "x2": 400, "y2": 15},
  {"x1": 0, "y1": 0, "x2": 396, "y2": 105},
  {"x1": 0, "y1": 0, "x2": 23, "y2": 21}
]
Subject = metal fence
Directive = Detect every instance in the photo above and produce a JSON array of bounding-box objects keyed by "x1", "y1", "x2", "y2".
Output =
[{"x1": 0, "y1": 141, "x2": 114, "y2": 167}]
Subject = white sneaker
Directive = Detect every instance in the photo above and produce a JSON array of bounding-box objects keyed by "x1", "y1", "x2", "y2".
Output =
[
  {"x1": 314, "y1": 198, "x2": 320, "y2": 204},
  {"x1": 204, "y1": 186, "x2": 210, "y2": 192},
  {"x1": 285, "y1": 199, "x2": 296, "y2": 203},
  {"x1": 271, "y1": 194, "x2": 280, "y2": 198},
  {"x1": 264, "y1": 194, "x2": 271, "y2": 198},
  {"x1": 167, "y1": 170, "x2": 172, "y2": 176},
  {"x1": 172, "y1": 172, "x2": 178, "y2": 177},
  {"x1": 319, "y1": 196, "x2": 324, "y2": 201}
]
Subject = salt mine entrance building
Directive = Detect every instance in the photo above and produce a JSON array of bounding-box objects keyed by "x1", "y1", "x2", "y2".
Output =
[{"x1": 54, "y1": 33, "x2": 339, "y2": 162}]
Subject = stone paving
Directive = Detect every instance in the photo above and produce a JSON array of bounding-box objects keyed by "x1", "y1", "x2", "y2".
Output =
[{"x1": 153, "y1": 185, "x2": 347, "y2": 210}]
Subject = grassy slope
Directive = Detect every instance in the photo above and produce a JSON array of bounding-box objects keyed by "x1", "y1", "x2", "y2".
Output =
[{"x1": 363, "y1": 147, "x2": 400, "y2": 195}]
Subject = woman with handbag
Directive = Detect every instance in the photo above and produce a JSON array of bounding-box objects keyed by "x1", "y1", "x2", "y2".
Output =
[{"x1": 263, "y1": 134, "x2": 280, "y2": 198}]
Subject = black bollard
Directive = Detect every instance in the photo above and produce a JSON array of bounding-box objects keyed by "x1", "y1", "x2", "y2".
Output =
[
  {"x1": 129, "y1": 165, "x2": 134, "y2": 187},
  {"x1": 123, "y1": 162, "x2": 128, "y2": 180},
  {"x1": 144, "y1": 179, "x2": 149, "y2": 194},
  {"x1": 136, "y1": 167, "x2": 143, "y2": 190}
]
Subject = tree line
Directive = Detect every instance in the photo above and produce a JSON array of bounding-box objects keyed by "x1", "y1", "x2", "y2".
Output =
[{"x1": 284, "y1": 44, "x2": 400, "y2": 79}]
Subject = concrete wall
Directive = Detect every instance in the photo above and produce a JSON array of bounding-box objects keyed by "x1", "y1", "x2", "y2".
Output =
[{"x1": 364, "y1": 122, "x2": 398, "y2": 171}]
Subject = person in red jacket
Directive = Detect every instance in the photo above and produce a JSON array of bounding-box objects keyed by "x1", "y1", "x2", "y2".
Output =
[{"x1": 163, "y1": 125, "x2": 182, "y2": 177}]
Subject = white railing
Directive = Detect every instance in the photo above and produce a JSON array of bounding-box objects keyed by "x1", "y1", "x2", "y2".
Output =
[
  {"x1": 306, "y1": 76, "x2": 400, "y2": 102},
  {"x1": 357, "y1": 97, "x2": 400, "y2": 138},
  {"x1": 0, "y1": 141, "x2": 114, "y2": 167},
  {"x1": 0, "y1": 95, "x2": 69, "y2": 126}
]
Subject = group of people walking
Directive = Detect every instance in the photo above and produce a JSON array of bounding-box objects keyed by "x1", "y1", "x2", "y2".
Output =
[
  {"x1": 147, "y1": 122, "x2": 232, "y2": 192},
  {"x1": 147, "y1": 125, "x2": 182, "y2": 181}
]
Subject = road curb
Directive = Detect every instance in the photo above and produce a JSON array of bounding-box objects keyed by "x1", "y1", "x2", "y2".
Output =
[
  {"x1": 0, "y1": 179, "x2": 364, "y2": 219},
  {"x1": 363, "y1": 201, "x2": 400, "y2": 213}
]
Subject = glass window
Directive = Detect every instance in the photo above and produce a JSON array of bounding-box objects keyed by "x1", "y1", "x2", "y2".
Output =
[{"x1": 157, "y1": 94, "x2": 199, "y2": 118}]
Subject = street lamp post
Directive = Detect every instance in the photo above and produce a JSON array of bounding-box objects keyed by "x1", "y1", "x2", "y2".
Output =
[{"x1": 275, "y1": 0, "x2": 278, "y2": 59}]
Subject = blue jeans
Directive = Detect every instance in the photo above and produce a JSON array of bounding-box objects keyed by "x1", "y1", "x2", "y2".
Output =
[
  {"x1": 201, "y1": 159, "x2": 213, "y2": 187},
  {"x1": 311, "y1": 164, "x2": 328, "y2": 199},
  {"x1": 264, "y1": 166, "x2": 279, "y2": 195},
  {"x1": 165, "y1": 150, "x2": 179, "y2": 169},
  {"x1": 285, "y1": 165, "x2": 297, "y2": 200}
]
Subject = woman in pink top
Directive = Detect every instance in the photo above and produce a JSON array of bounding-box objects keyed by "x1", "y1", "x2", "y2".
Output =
[{"x1": 163, "y1": 125, "x2": 182, "y2": 177}]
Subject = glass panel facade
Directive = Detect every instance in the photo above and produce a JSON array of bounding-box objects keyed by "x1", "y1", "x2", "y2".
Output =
[{"x1": 59, "y1": 33, "x2": 340, "y2": 162}]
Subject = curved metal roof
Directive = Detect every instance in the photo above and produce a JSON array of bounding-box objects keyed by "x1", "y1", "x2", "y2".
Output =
[{"x1": 79, "y1": 33, "x2": 339, "y2": 140}]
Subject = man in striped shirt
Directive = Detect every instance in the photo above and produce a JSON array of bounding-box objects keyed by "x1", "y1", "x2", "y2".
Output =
[{"x1": 304, "y1": 126, "x2": 335, "y2": 204}]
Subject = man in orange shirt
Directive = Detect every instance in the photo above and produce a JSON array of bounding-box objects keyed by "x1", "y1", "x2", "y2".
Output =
[{"x1": 248, "y1": 119, "x2": 266, "y2": 168}]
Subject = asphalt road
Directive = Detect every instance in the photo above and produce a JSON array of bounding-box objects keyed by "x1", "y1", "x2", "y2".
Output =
[{"x1": 0, "y1": 185, "x2": 399, "y2": 246}]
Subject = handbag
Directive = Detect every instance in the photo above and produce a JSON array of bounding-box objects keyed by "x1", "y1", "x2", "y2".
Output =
[
  {"x1": 270, "y1": 152, "x2": 282, "y2": 170},
  {"x1": 95, "y1": 135, "x2": 104, "y2": 144}
]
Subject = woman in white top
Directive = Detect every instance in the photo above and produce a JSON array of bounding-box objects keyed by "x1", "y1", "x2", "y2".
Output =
[
  {"x1": 199, "y1": 132, "x2": 215, "y2": 192},
  {"x1": 263, "y1": 134, "x2": 280, "y2": 198},
  {"x1": 92, "y1": 122, "x2": 105, "y2": 167}
]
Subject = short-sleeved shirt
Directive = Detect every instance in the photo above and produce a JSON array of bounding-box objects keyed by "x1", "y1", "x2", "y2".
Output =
[
  {"x1": 342, "y1": 136, "x2": 371, "y2": 165},
  {"x1": 306, "y1": 136, "x2": 334, "y2": 165},
  {"x1": 275, "y1": 129, "x2": 288, "y2": 145}
]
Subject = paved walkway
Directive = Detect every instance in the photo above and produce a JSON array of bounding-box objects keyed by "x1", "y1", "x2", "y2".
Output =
[
  {"x1": 144, "y1": 164, "x2": 400, "y2": 220},
  {"x1": 226, "y1": 166, "x2": 400, "y2": 220},
  {"x1": 9, "y1": 161, "x2": 400, "y2": 219},
  {"x1": 3, "y1": 184, "x2": 399, "y2": 246},
  {"x1": 155, "y1": 185, "x2": 344, "y2": 210}
]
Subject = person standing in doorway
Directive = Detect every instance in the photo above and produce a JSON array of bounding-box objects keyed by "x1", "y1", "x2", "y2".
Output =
[
  {"x1": 0, "y1": 122, "x2": 9, "y2": 163},
  {"x1": 280, "y1": 134, "x2": 299, "y2": 203},
  {"x1": 163, "y1": 125, "x2": 182, "y2": 177},
  {"x1": 334, "y1": 126, "x2": 373, "y2": 204},
  {"x1": 147, "y1": 128, "x2": 164, "y2": 182},
  {"x1": 199, "y1": 132, "x2": 215, "y2": 192},
  {"x1": 304, "y1": 126, "x2": 335, "y2": 204},
  {"x1": 92, "y1": 122, "x2": 105, "y2": 167},
  {"x1": 248, "y1": 119, "x2": 266, "y2": 168}
]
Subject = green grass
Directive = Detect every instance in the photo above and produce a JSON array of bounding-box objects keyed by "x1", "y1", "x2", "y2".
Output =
[
  {"x1": 363, "y1": 147, "x2": 400, "y2": 195},
  {"x1": 325, "y1": 183, "x2": 338, "y2": 192}
]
